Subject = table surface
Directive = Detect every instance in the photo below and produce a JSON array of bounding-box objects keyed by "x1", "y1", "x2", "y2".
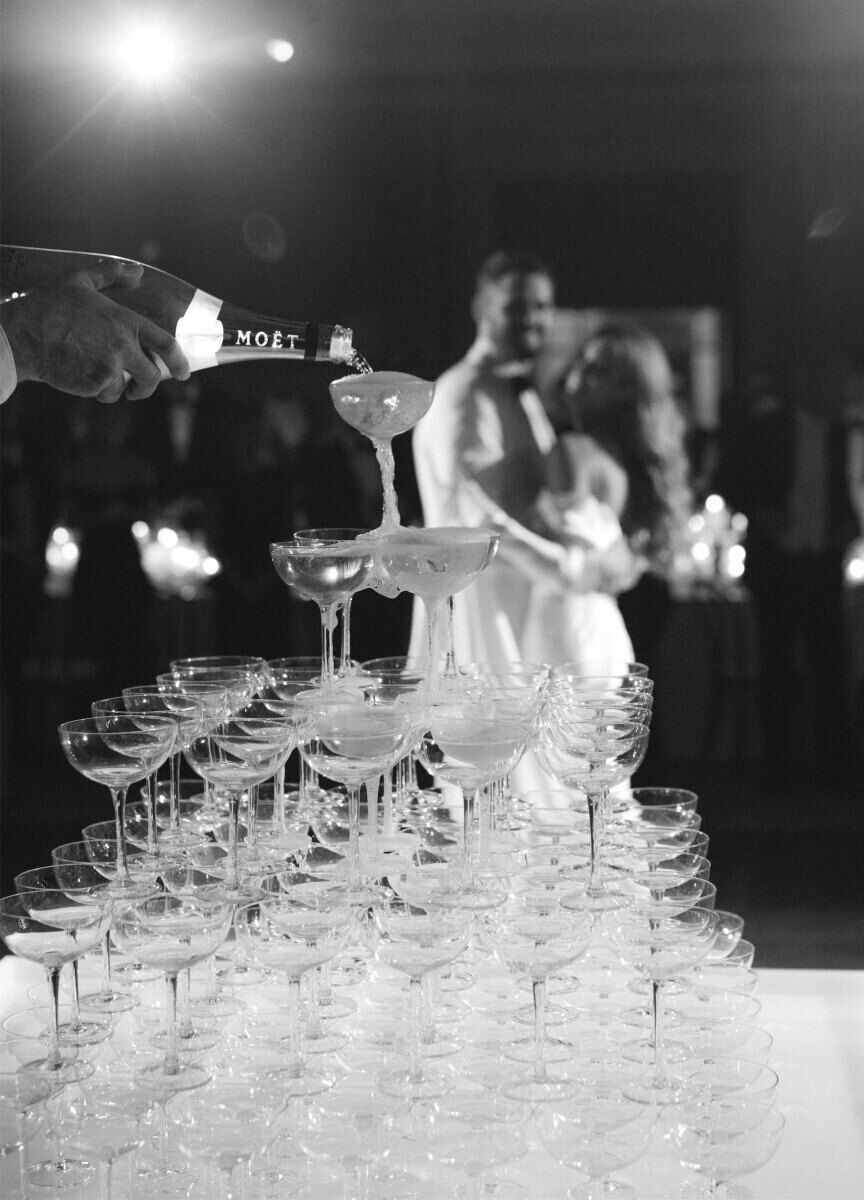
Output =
[{"x1": 2, "y1": 961, "x2": 862, "y2": 1199}]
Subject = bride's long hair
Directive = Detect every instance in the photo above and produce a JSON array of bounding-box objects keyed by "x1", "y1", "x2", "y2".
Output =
[{"x1": 567, "y1": 322, "x2": 693, "y2": 571}]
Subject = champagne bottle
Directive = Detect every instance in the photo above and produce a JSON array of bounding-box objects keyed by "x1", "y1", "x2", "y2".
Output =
[{"x1": 0, "y1": 245, "x2": 354, "y2": 375}]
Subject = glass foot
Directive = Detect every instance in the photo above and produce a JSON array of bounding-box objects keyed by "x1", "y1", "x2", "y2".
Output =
[
  {"x1": 28, "y1": 1054, "x2": 95, "y2": 1086},
  {"x1": 623, "y1": 1069, "x2": 694, "y2": 1105},
  {"x1": 513, "y1": 1001, "x2": 574, "y2": 1027},
  {"x1": 560, "y1": 888, "x2": 633, "y2": 914},
  {"x1": 135, "y1": 1159, "x2": 199, "y2": 1196},
  {"x1": 28, "y1": 1156, "x2": 94, "y2": 1190},
  {"x1": 56, "y1": 1017, "x2": 113, "y2": 1047},
  {"x1": 78, "y1": 988, "x2": 139, "y2": 1014},
  {"x1": 217, "y1": 962, "x2": 270, "y2": 988},
  {"x1": 136, "y1": 1061, "x2": 212, "y2": 1092},
  {"x1": 377, "y1": 1064, "x2": 454, "y2": 1101},
  {"x1": 502, "y1": 1035, "x2": 574, "y2": 1065},
  {"x1": 114, "y1": 960, "x2": 162, "y2": 984}
]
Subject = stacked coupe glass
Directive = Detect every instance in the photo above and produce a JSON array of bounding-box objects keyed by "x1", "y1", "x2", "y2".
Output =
[{"x1": 1, "y1": 374, "x2": 781, "y2": 1200}]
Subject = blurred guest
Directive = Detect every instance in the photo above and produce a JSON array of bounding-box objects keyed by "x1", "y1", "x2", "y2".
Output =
[
  {"x1": 560, "y1": 323, "x2": 694, "y2": 677},
  {"x1": 0, "y1": 257, "x2": 189, "y2": 404},
  {"x1": 719, "y1": 365, "x2": 858, "y2": 783},
  {"x1": 411, "y1": 249, "x2": 638, "y2": 673}
]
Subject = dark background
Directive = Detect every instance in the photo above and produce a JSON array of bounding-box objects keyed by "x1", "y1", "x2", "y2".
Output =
[{"x1": 2, "y1": 0, "x2": 863, "y2": 966}]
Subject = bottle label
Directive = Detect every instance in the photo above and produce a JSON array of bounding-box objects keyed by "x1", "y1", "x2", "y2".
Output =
[
  {"x1": 175, "y1": 289, "x2": 224, "y2": 371},
  {"x1": 234, "y1": 328, "x2": 302, "y2": 351}
]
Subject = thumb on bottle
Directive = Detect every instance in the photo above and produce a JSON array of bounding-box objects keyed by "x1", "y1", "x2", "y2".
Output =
[{"x1": 81, "y1": 258, "x2": 144, "y2": 292}]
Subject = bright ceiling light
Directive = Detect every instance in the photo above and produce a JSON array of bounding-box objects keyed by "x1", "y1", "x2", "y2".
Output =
[
  {"x1": 265, "y1": 39, "x2": 295, "y2": 64},
  {"x1": 117, "y1": 27, "x2": 177, "y2": 83}
]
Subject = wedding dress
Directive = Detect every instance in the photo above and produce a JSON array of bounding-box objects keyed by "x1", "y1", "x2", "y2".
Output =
[{"x1": 410, "y1": 350, "x2": 634, "y2": 792}]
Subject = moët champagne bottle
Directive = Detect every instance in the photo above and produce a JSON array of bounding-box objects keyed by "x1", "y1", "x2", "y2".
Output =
[{"x1": 0, "y1": 245, "x2": 354, "y2": 376}]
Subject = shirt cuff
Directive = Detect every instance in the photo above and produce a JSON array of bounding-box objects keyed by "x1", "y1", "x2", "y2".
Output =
[{"x1": 0, "y1": 321, "x2": 18, "y2": 403}]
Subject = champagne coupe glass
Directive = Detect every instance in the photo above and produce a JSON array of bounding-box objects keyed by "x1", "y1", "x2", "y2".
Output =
[
  {"x1": 14, "y1": 865, "x2": 123, "y2": 1037},
  {"x1": 375, "y1": 526, "x2": 500, "y2": 694},
  {"x1": 170, "y1": 655, "x2": 268, "y2": 690},
  {"x1": 457, "y1": 663, "x2": 551, "y2": 833},
  {"x1": 610, "y1": 788, "x2": 700, "y2": 847},
  {"x1": 534, "y1": 1090, "x2": 657, "y2": 1200},
  {"x1": 232, "y1": 697, "x2": 312, "y2": 866},
  {"x1": 488, "y1": 895, "x2": 593, "y2": 1102},
  {"x1": 537, "y1": 710, "x2": 649, "y2": 912},
  {"x1": 111, "y1": 893, "x2": 233, "y2": 1092},
  {"x1": 300, "y1": 698, "x2": 414, "y2": 902},
  {"x1": 169, "y1": 1079, "x2": 287, "y2": 1199},
  {"x1": 417, "y1": 1094, "x2": 531, "y2": 1200},
  {"x1": 0, "y1": 893, "x2": 106, "y2": 1086},
  {"x1": 296, "y1": 1085, "x2": 402, "y2": 1200},
  {"x1": 58, "y1": 716, "x2": 176, "y2": 896},
  {"x1": 604, "y1": 905, "x2": 717, "y2": 1104},
  {"x1": 551, "y1": 660, "x2": 650, "y2": 681},
  {"x1": 329, "y1": 371, "x2": 436, "y2": 532},
  {"x1": 294, "y1": 529, "x2": 370, "y2": 677},
  {"x1": 183, "y1": 718, "x2": 294, "y2": 904},
  {"x1": 120, "y1": 686, "x2": 207, "y2": 855},
  {"x1": 52, "y1": 836, "x2": 159, "y2": 1016},
  {"x1": 0, "y1": 1069, "x2": 53, "y2": 1198},
  {"x1": 417, "y1": 713, "x2": 532, "y2": 901},
  {"x1": 372, "y1": 898, "x2": 473, "y2": 1101},
  {"x1": 93, "y1": 694, "x2": 198, "y2": 859},
  {"x1": 168, "y1": 664, "x2": 258, "y2": 709},
  {"x1": 234, "y1": 895, "x2": 350, "y2": 1097},
  {"x1": 359, "y1": 657, "x2": 437, "y2": 818},
  {"x1": 270, "y1": 538, "x2": 375, "y2": 688},
  {"x1": 72, "y1": 1081, "x2": 155, "y2": 1200},
  {"x1": 668, "y1": 1105, "x2": 785, "y2": 1199},
  {"x1": 155, "y1": 675, "x2": 231, "y2": 827}
]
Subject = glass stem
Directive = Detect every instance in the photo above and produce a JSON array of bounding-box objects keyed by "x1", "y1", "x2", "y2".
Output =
[
  {"x1": 145, "y1": 771, "x2": 158, "y2": 855},
  {"x1": 340, "y1": 596, "x2": 353, "y2": 673},
  {"x1": 586, "y1": 790, "x2": 604, "y2": 896},
  {"x1": 652, "y1": 979, "x2": 667, "y2": 1081},
  {"x1": 286, "y1": 976, "x2": 303, "y2": 1075},
  {"x1": 246, "y1": 784, "x2": 259, "y2": 857},
  {"x1": 101, "y1": 930, "x2": 115, "y2": 998},
  {"x1": 319, "y1": 602, "x2": 339, "y2": 687},
  {"x1": 306, "y1": 970, "x2": 323, "y2": 1039},
  {"x1": 382, "y1": 770, "x2": 394, "y2": 836},
  {"x1": 274, "y1": 762, "x2": 286, "y2": 835},
  {"x1": 98, "y1": 1159, "x2": 114, "y2": 1200},
  {"x1": 408, "y1": 975, "x2": 423, "y2": 1083},
  {"x1": 44, "y1": 965, "x2": 63, "y2": 1070},
  {"x1": 423, "y1": 597, "x2": 444, "y2": 695},
  {"x1": 347, "y1": 784, "x2": 362, "y2": 893},
  {"x1": 225, "y1": 791, "x2": 241, "y2": 890},
  {"x1": 365, "y1": 777, "x2": 379, "y2": 844},
  {"x1": 164, "y1": 971, "x2": 180, "y2": 1076},
  {"x1": 442, "y1": 594, "x2": 458, "y2": 678},
  {"x1": 477, "y1": 784, "x2": 491, "y2": 867},
  {"x1": 69, "y1": 960, "x2": 83, "y2": 1027},
  {"x1": 109, "y1": 786, "x2": 131, "y2": 884},
  {"x1": 461, "y1": 787, "x2": 478, "y2": 885},
  {"x1": 421, "y1": 975, "x2": 436, "y2": 1044},
  {"x1": 533, "y1": 977, "x2": 548, "y2": 1083}
]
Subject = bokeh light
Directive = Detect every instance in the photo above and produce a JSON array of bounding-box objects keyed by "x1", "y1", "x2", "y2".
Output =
[
  {"x1": 117, "y1": 25, "x2": 177, "y2": 83},
  {"x1": 265, "y1": 39, "x2": 295, "y2": 64}
]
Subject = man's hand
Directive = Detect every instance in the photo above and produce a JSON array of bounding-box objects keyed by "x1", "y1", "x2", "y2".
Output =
[{"x1": 0, "y1": 259, "x2": 190, "y2": 402}]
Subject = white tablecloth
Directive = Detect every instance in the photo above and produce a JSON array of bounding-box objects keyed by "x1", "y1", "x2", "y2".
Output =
[{"x1": 2, "y1": 960, "x2": 862, "y2": 1199}]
